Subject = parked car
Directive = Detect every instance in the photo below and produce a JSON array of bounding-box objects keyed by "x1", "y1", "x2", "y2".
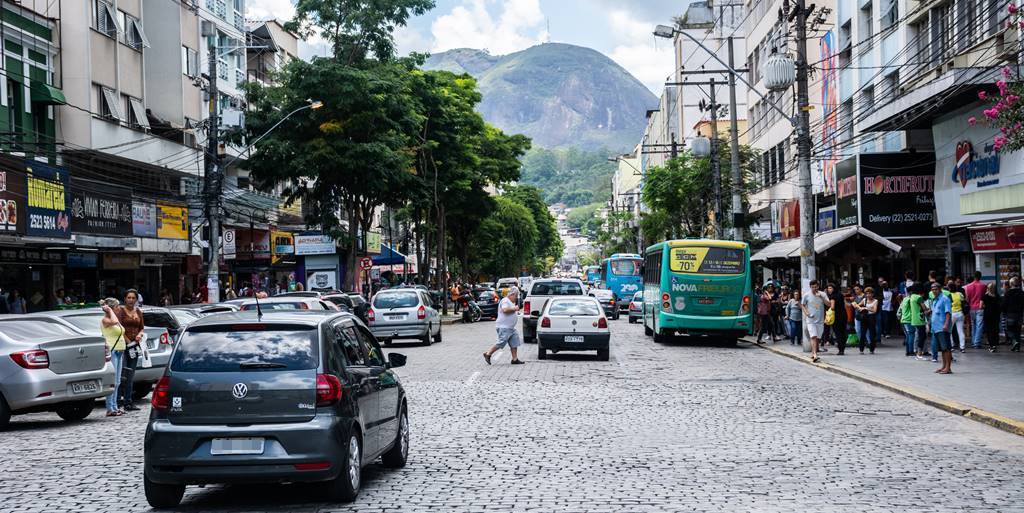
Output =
[
  {"x1": 142, "y1": 311, "x2": 409, "y2": 508},
  {"x1": 40, "y1": 308, "x2": 173, "y2": 401},
  {"x1": 475, "y1": 289, "x2": 501, "y2": 319},
  {"x1": 628, "y1": 291, "x2": 643, "y2": 324},
  {"x1": 237, "y1": 297, "x2": 335, "y2": 311},
  {"x1": 170, "y1": 303, "x2": 241, "y2": 316},
  {"x1": 522, "y1": 278, "x2": 586, "y2": 344},
  {"x1": 367, "y1": 288, "x2": 442, "y2": 345},
  {"x1": 274, "y1": 291, "x2": 327, "y2": 299},
  {"x1": 496, "y1": 278, "x2": 519, "y2": 298},
  {"x1": 0, "y1": 315, "x2": 113, "y2": 430},
  {"x1": 142, "y1": 307, "x2": 189, "y2": 343},
  {"x1": 589, "y1": 288, "x2": 620, "y2": 320},
  {"x1": 323, "y1": 293, "x2": 355, "y2": 312},
  {"x1": 536, "y1": 297, "x2": 610, "y2": 361}
]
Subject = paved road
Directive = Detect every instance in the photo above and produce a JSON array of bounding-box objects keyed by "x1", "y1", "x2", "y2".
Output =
[{"x1": 2, "y1": 318, "x2": 1023, "y2": 512}]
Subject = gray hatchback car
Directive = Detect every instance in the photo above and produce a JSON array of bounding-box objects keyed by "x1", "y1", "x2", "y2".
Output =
[
  {"x1": 367, "y1": 288, "x2": 442, "y2": 345},
  {"x1": 143, "y1": 311, "x2": 409, "y2": 508}
]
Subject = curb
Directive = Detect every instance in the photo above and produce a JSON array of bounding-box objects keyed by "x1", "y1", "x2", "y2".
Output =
[
  {"x1": 441, "y1": 317, "x2": 462, "y2": 326},
  {"x1": 745, "y1": 338, "x2": 1024, "y2": 437}
]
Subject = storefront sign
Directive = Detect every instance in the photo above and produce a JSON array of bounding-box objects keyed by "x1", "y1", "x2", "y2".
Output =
[
  {"x1": 25, "y1": 162, "x2": 70, "y2": 238},
  {"x1": 295, "y1": 232, "x2": 336, "y2": 255},
  {"x1": 835, "y1": 157, "x2": 858, "y2": 228},
  {"x1": 157, "y1": 203, "x2": 189, "y2": 240},
  {"x1": 67, "y1": 251, "x2": 98, "y2": 268},
  {"x1": 306, "y1": 270, "x2": 338, "y2": 292},
  {"x1": 272, "y1": 231, "x2": 294, "y2": 255},
  {"x1": 0, "y1": 248, "x2": 65, "y2": 265},
  {"x1": 132, "y1": 200, "x2": 157, "y2": 237},
  {"x1": 236, "y1": 229, "x2": 271, "y2": 260},
  {"x1": 858, "y1": 153, "x2": 941, "y2": 238},
  {"x1": 970, "y1": 225, "x2": 1024, "y2": 252},
  {"x1": 70, "y1": 179, "x2": 132, "y2": 236},
  {"x1": 0, "y1": 168, "x2": 26, "y2": 234},
  {"x1": 103, "y1": 253, "x2": 140, "y2": 270},
  {"x1": 951, "y1": 141, "x2": 1000, "y2": 188},
  {"x1": 779, "y1": 200, "x2": 800, "y2": 240},
  {"x1": 817, "y1": 207, "x2": 836, "y2": 232}
]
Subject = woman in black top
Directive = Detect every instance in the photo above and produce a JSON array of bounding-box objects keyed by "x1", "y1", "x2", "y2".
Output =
[
  {"x1": 981, "y1": 283, "x2": 1002, "y2": 352},
  {"x1": 827, "y1": 283, "x2": 847, "y2": 355}
]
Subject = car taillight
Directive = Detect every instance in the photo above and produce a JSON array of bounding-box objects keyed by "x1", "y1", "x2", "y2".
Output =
[
  {"x1": 367, "y1": 308, "x2": 375, "y2": 321},
  {"x1": 160, "y1": 332, "x2": 170, "y2": 345},
  {"x1": 524, "y1": 301, "x2": 531, "y2": 313},
  {"x1": 10, "y1": 349, "x2": 49, "y2": 369},
  {"x1": 151, "y1": 376, "x2": 171, "y2": 410},
  {"x1": 610, "y1": 297, "x2": 616, "y2": 305},
  {"x1": 105, "y1": 345, "x2": 111, "y2": 362},
  {"x1": 662, "y1": 293, "x2": 670, "y2": 301},
  {"x1": 741, "y1": 295, "x2": 751, "y2": 314},
  {"x1": 541, "y1": 316, "x2": 551, "y2": 328},
  {"x1": 316, "y1": 374, "x2": 342, "y2": 406},
  {"x1": 417, "y1": 305, "x2": 426, "y2": 319},
  {"x1": 492, "y1": 293, "x2": 499, "y2": 301},
  {"x1": 598, "y1": 317, "x2": 608, "y2": 329},
  {"x1": 298, "y1": 302, "x2": 310, "y2": 309},
  {"x1": 629, "y1": 302, "x2": 636, "y2": 310}
]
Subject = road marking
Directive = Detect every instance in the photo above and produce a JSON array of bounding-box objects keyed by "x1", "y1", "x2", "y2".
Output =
[{"x1": 465, "y1": 371, "x2": 480, "y2": 385}]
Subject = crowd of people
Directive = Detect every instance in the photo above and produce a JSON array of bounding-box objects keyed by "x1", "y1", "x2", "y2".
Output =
[{"x1": 753, "y1": 271, "x2": 1024, "y2": 373}]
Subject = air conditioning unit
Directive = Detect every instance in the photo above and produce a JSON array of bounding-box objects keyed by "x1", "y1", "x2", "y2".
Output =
[{"x1": 201, "y1": 20, "x2": 216, "y2": 37}]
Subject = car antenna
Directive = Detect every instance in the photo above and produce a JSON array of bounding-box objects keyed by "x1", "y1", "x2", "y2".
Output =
[{"x1": 254, "y1": 293, "x2": 263, "y2": 320}]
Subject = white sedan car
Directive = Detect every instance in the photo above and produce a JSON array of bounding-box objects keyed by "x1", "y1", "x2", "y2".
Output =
[{"x1": 536, "y1": 296, "x2": 610, "y2": 361}]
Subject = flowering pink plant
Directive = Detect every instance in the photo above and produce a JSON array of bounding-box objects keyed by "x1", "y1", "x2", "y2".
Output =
[{"x1": 971, "y1": 42, "x2": 1024, "y2": 152}]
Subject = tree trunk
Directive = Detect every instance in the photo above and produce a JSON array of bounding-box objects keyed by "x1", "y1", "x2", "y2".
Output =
[
  {"x1": 439, "y1": 203, "x2": 448, "y2": 315},
  {"x1": 344, "y1": 202, "x2": 359, "y2": 291}
]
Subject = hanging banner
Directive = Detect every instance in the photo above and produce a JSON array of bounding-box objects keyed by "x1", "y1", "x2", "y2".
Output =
[
  {"x1": 157, "y1": 202, "x2": 189, "y2": 240},
  {"x1": 25, "y1": 161, "x2": 70, "y2": 238},
  {"x1": 779, "y1": 200, "x2": 800, "y2": 240},
  {"x1": 818, "y1": 31, "x2": 839, "y2": 195},
  {"x1": 70, "y1": 178, "x2": 133, "y2": 236},
  {"x1": 0, "y1": 167, "x2": 26, "y2": 234},
  {"x1": 367, "y1": 231, "x2": 382, "y2": 254},
  {"x1": 132, "y1": 200, "x2": 157, "y2": 237}
]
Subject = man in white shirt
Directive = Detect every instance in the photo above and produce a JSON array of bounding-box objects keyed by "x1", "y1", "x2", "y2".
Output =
[
  {"x1": 800, "y1": 280, "x2": 829, "y2": 363},
  {"x1": 484, "y1": 287, "x2": 525, "y2": 365}
]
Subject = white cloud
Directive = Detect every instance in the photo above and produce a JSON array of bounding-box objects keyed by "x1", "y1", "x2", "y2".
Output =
[
  {"x1": 394, "y1": 25, "x2": 432, "y2": 55},
  {"x1": 430, "y1": 0, "x2": 547, "y2": 55},
  {"x1": 604, "y1": 10, "x2": 675, "y2": 94},
  {"x1": 245, "y1": 0, "x2": 296, "y2": 21}
]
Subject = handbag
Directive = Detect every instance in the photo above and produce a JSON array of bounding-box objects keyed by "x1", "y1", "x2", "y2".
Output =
[{"x1": 139, "y1": 333, "x2": 153, "y2": 369}]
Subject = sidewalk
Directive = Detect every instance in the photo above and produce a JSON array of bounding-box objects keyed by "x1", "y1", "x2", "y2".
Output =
[{"x1": 745, "y1": 334, "x2": 1024, "y2": 436}]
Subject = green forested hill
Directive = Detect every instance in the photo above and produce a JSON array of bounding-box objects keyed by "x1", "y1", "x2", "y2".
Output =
[{"x1": 519, "y1": 146, "x2": 615, "y2": 207}]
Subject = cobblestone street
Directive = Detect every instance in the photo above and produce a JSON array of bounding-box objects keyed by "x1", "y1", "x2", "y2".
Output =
[{"x1": 2, "y1": 319, "x2": 1023, "y2": 512}]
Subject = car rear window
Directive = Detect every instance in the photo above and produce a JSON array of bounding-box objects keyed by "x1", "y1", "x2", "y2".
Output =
[
  {"x1": 143, "y1": 311, "x2": 180, "y2": 330},
  {"x1": 169, "y1": 310, "x2": 200, "y2": 325},
  {"x1": 326, "y1": 296, "x2": 353, "y2": 308},
  {"x1": 530, "y1": 282, "x2": 583, "y2": 296},
  {"x1": 669, "y1": 246, "x2": 745, "y2": 274},
  {"x1": 347, "y1": 295, "x2": 365, "y2": 306},
  {"x1": 0, "y1": 319, "x2": 78, "y2": 339},
  {"x1": 171, "y1": 325, "x2": 318, "y2": 372},
  {"x1": 60, "y1": 314, "x2": 104, "y2": 333},
  {"x1": 240, "y1": 302, "x2": 305, "y2": 310},
  {"x1": 373, "y1": 292, "x2": 419, "y2": 308},
  {"x1": 548, "y1": 300, "x2": 602, "y2": 316}
]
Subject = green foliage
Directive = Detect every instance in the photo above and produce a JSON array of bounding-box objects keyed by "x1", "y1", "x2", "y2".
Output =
[
  {"x1": 288, "y1": 0, "x2": 434, "y2": 62},
  {"x1": 565, "y1": 202, "x2": 604, "y2": 238},
  {"x1": 519, "y1": 147, "x2": 616, "y2": 207},
  {"x1": 503, "y1": 185, "x2": 564, "y2": 274},
  {"x1": 469, "y1": 196, "x2": 539, "y2": 278},
  {"x1": 595, "y1": 210, "x2": 639, "y2": 256}
]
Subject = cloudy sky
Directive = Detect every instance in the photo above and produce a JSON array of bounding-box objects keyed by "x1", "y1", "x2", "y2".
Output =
[{"x1": 246, "y1": 0, "x2": 682, "y2": 93}]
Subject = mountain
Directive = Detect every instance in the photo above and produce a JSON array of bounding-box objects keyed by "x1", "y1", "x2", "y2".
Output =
[{"x1": 423, "y1": 43, "x2": 658, "y2": 152}]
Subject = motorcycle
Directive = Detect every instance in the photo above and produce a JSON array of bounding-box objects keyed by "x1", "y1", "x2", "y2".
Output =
[{"x1": 458, "y1": 291, "x2": 483, "y2": 323}]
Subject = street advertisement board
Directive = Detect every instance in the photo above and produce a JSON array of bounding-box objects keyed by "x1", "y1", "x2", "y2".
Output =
[
  {"x1": 132, "y1": 200, "x2": 157, "y2": 237},
  {"x1": 295, "y1": 232, "x2": 336, "y2": 255},
  {"x1": 835, "y1": 156, "x2": 859, "y2": 228},
  {"x1": 818, "y1": 31, "x2": 838, "y2": 195},
  {"x1": 367, "y1": 231, "x2": 382, "y2": 254},
  {"x1": 779, "y1": 200, "x2": 800, "y2": 240},
  {"x1": 157, "y1": 202, "x2": 189, "y2": 240},
  {"x1": 858, "y1": 152, "x2": 940, "y2": 238},
  {"x1": 70, "y1": 178, "x2": 132, "y2": 236},
  {"x1": 272, "y1": 231, "x2": 294, "y2": 256},
  {"x1": 25, "y1": 161, "x2": 70, "y2": 238},
  {"x1": 306, "y1": 270, "x2": 338, "y2": 292},
  {"x1": 817, "y1": 206, "x2": 836, "y2": 232},
  {"x1": 970, "y1": 224, "x2": 1024, "y2": 252},
  {"x1": 237, "y1": 229, "x2": 271, "y2": 260},
  {"x1": 0, "y1": 167, "x2": 26, "y2": 234}
]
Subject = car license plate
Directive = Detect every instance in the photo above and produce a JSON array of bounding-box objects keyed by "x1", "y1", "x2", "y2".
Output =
[
  {"x1": 721, "y1": 310, "x2": 736, "y2": 316},
  {"x1": 211, "y1": 438, "x2": 265, "y2": 455},
  {"x1": 564, "y1": 335, "x2": 584, "y2": 343},
  {"x1": 697, "y1": 297, "x2": 715, "y2": 305},
  {"x1": 70, "y1": 380, "x2": 99, "y2": 394},
  {"x1": 386, "y1": 314, "x2": 405, "y2": 320}
]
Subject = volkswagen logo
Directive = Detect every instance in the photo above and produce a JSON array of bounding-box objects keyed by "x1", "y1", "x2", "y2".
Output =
[{"x1": 232, "y1": 383, "x2": 248, "y2": 399}]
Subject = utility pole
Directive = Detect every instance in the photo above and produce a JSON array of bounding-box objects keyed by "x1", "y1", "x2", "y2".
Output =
[
  {"x1": 727, "y1": 36, "x2": 744, "y2": 242},
  {"x1": 794, "y1": 0, "x2": 817, "y2": 351},
  {"x1": 205, "y1": 47, "x2": 221, "y2": 303},
  {"x1": 708, "y1": 78, "x2": 722, "y2": 239}
]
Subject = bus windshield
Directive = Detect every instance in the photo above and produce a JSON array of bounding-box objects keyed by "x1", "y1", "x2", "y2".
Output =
[
  {"x1": 609, "y1": 259, "x2": 640, "y2": 275},
  {"x1": 669, "y1": 246, "x2": 745, "y2": 274}
]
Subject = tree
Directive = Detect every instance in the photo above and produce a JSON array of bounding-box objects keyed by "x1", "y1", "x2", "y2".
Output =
[
  {"x1": 596, "y1": 210, "x2": 639, "y2": 256},
  {"x1": 565, "y1": 202, "x2": 604, "y2": 238},
  {"x1": 504, "y1": 185, "x2": 564, "y2": 274},
  {"x1": 288, "y1": 0, "x2": 434, "y2": 63},
  {"x1": 469, "y1": 196, "x2": 539, "y2": 278}
]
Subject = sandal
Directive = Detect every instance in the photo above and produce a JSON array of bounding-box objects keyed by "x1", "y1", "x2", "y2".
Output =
[
  {"x1": 106, "y1": 411, "x2": 123, "y2": 417},
  {"x1": 811, "y1": 356, "x2": 820, "y2": 363}
]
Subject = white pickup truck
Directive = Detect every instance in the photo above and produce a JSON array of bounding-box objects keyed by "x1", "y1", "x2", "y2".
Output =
[{"x1": 521, "y1": 278, "x2": 587, "y2": 343}]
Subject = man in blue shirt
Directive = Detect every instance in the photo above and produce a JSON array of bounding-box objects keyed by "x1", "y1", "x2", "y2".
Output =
[{"x1": 930, "y1": 282, "x2": 953, "y2": 374}]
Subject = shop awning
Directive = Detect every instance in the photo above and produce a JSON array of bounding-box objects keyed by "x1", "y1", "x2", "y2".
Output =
[
  {"x1": 31, "y1": 84, "x2": 66, "y2": 105},
  {"x1": 372, "y1": 244, "x2": 406, "y2": 266},
  {"x1": 751, "y1": 226, "x2": 901, "y2": 262}
]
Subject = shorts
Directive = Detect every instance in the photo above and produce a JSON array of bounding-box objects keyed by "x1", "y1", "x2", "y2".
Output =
[
  {"x1": 806, "y1": 323, "x2": 824, "y2": 338},
  {"x1": 932, "y1": 331, "x2": 952, "y2": 352},
  {"x1": 494, "y1": 327, "x2": 522, "y2": 349}
]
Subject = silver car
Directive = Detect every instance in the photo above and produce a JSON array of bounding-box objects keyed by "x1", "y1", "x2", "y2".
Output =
[
  {"x1": 367, "y1": 288, "x2": 442, "y2": 345},
  {"x1": 40, "y1": 309, "x2": 174, "y2": 400},
  {"x1": 0, "y1": 315, "x2": 114, "y2": 430}
]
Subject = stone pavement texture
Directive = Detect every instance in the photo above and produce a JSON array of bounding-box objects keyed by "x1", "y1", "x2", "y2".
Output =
[
  {"x1": 2, "y1": 318, "x2": 1023, "y2": 512},
  {"x1": 751, "y1": 334, "x2": 1024, "y2": 429}
]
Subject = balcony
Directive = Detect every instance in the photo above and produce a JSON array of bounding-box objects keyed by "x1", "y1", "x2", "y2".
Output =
[
  {"x1": 207, "y1": 0, "x2": 227, "y2": 19},
  {"x1": 233, "y1": 10, "x2": 245, "y2": 32},
  {"x1": 235, "y1": 69, "x2": 246, "y2": 86}
]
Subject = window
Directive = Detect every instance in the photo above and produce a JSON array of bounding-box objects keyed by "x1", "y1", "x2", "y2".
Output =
[
  {"x1": 171, "y1": 326, "x2": 319, "y2": 372},
  {"x1": 548, "y1": 299, "x2": 602, "y2": 317},
  {"x1": 123, "y1": 16, "x2": 149, "y2": 49},
  {"x1": 372, "y1": 291, "x2": 419, "y2": 308},
  {"x1": 96, "y1": 85, "x2": 123, "y2": 121},
  {"x1": 354, "y1": 327, "x2": 384, "y2": 366},
  {"x1": 930, "y1": 3, "x2": 953, "y2": 64},
  {"x1": 913, "y1": 20, "x2": 931, "y2": 68},
  {"x1": 860, "y1": 86, "x2": 875, "y2": 119},
  {"x1": 0, "y1": 319, "x2": 77, "y2": 340},
  {"x1": 126, "y1": 95, "x2": 149, "y2": 129},
  {"x1": 840, "y1": 99, "x2": 854, "y2": 142},
  {"x1": 987, "y1": 0, "x2": 1005, "y2": 36},
  {"x1": 529, "y1": 281, "x2": 584, "y2": 296},
  {"x1": 335, "y1": 324, "x2": 384, "y2": 367},
  {"x1": 92, "y1": 0, "x2": 119, "y2": 38},
  {"x1": 858, "y1": 2, "x2": 874, "y2": 48},
  {"x1": 882, "y1": 70, "x2": 899, "y2": 100},
  {"x1": 182, "y1": 46, "x2": 199, "y2": 77},
  {"x1": 7, "y1": 79, "x2": 20, "y2": 133},
  {"x1": 880, "y1": 0, "x2": 898, "y2": 31}
]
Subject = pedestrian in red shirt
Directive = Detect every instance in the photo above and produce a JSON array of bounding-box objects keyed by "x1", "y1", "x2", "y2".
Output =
[{"x1": 963, "y1": 271, "x2": 986, "y2": 349}]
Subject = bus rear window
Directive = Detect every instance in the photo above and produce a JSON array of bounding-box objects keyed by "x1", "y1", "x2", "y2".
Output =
[
  {"x1": 609, "y1": 259, "x2": 640, "y2": 275},
  {"x1": 669, "y1": 247, "x2": 745, "y2": 274}
]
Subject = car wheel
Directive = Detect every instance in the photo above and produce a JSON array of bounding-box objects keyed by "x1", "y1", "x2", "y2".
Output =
[
  {"x1": 433, "y1": 326, "x2": 442, "y2": 343},
  {"x1": 144, "y1": 473, "x2": 185, "y2": 509},
  {"x1": 55, "y1": 400, "x2": 93, "y2": 422},
  {"x1": 723, "y1": 337, "x2": 739, "y2": 347},
  {"x1": 132, "y1": 383, "x2": 153, "y2": 402},
  {"x1": 0, "y1": 394, "x2": 10, "y2": 431},
  {"x1": 383, "y1": 339, "x2": 393, "y2": 346},
  {"x1": 538, "y1": 345, "x2": 547, "y2": 360},
  {"x1": 597, "y1": 348, "x2": 610, "y2": 361},
  {"x1": 421, "y1": 327, "x2": 432, "y2": 346},
  {"x1": 329, "y1": 431, "x2": 362, "y2": 502},
  {"x1": 381, "y1": 408, "x2": 409, "y2": 468}
]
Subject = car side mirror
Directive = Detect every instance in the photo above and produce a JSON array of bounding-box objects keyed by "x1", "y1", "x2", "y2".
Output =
[{"x1": 387, "y1": 352, "x2": 407, "y2": 369}]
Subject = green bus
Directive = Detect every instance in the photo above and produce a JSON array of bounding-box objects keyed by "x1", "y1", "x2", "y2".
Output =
[{"x1": 642, "y1": 239, "x2": 752, "y2": 344}]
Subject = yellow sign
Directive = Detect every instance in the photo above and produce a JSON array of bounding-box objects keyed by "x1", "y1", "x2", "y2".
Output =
[
  {"x1": 367, "y1": 231, "x2": 382, "y2": 254},
  {"x1": 670, "y1": 247, "x2": 709, "y2": 273},
  {"x1": 156, "y1": 203, "x2": 188, "y2": 240},
  {"x1": 669, "y1": 246, "x2": 744, "y2": 274},
  {"x1": 271, "y1": 230, "x2": 294, "y2": 264}
]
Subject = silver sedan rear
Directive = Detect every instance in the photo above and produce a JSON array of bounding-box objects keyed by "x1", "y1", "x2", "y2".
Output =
[
  {"x1": 0, "y1": 315, "x2": 114, "y2": 430},
  {"x1": 367, "y1": 289, "x2": 441, "y2": 345}
]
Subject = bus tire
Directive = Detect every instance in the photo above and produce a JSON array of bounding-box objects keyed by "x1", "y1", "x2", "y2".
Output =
[
  {"x1": 652, "y1": 317, "x2": 667, "y2": 343},
  {"x1": 644, "y1": 322, "x2": 653, "y2": 336},
  {"x1": 723, "y1": 337, "x2": 738, "y2": 347}
]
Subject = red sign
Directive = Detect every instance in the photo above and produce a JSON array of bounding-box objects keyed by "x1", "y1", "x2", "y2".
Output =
[
  {"x1": 970, "y1": 225, "x2": 1024, "y2": 252},
  {"x1": 780, "y1": 200, "x2": 800, "y2": 240},
  {"x1": 360, "y1": 256, "x2": 373, "y2": 270}
]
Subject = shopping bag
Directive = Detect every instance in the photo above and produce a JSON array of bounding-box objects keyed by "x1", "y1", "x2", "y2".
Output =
[
  {"x1": 846, "y1": 333, "x2": 860, "y2": 347},
  {"x1": 825, "y1": 308, "x2": 835, "y2": 326},
  {"x1": 139, "y1": 333, "x2": 153, "y2": 369}
]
